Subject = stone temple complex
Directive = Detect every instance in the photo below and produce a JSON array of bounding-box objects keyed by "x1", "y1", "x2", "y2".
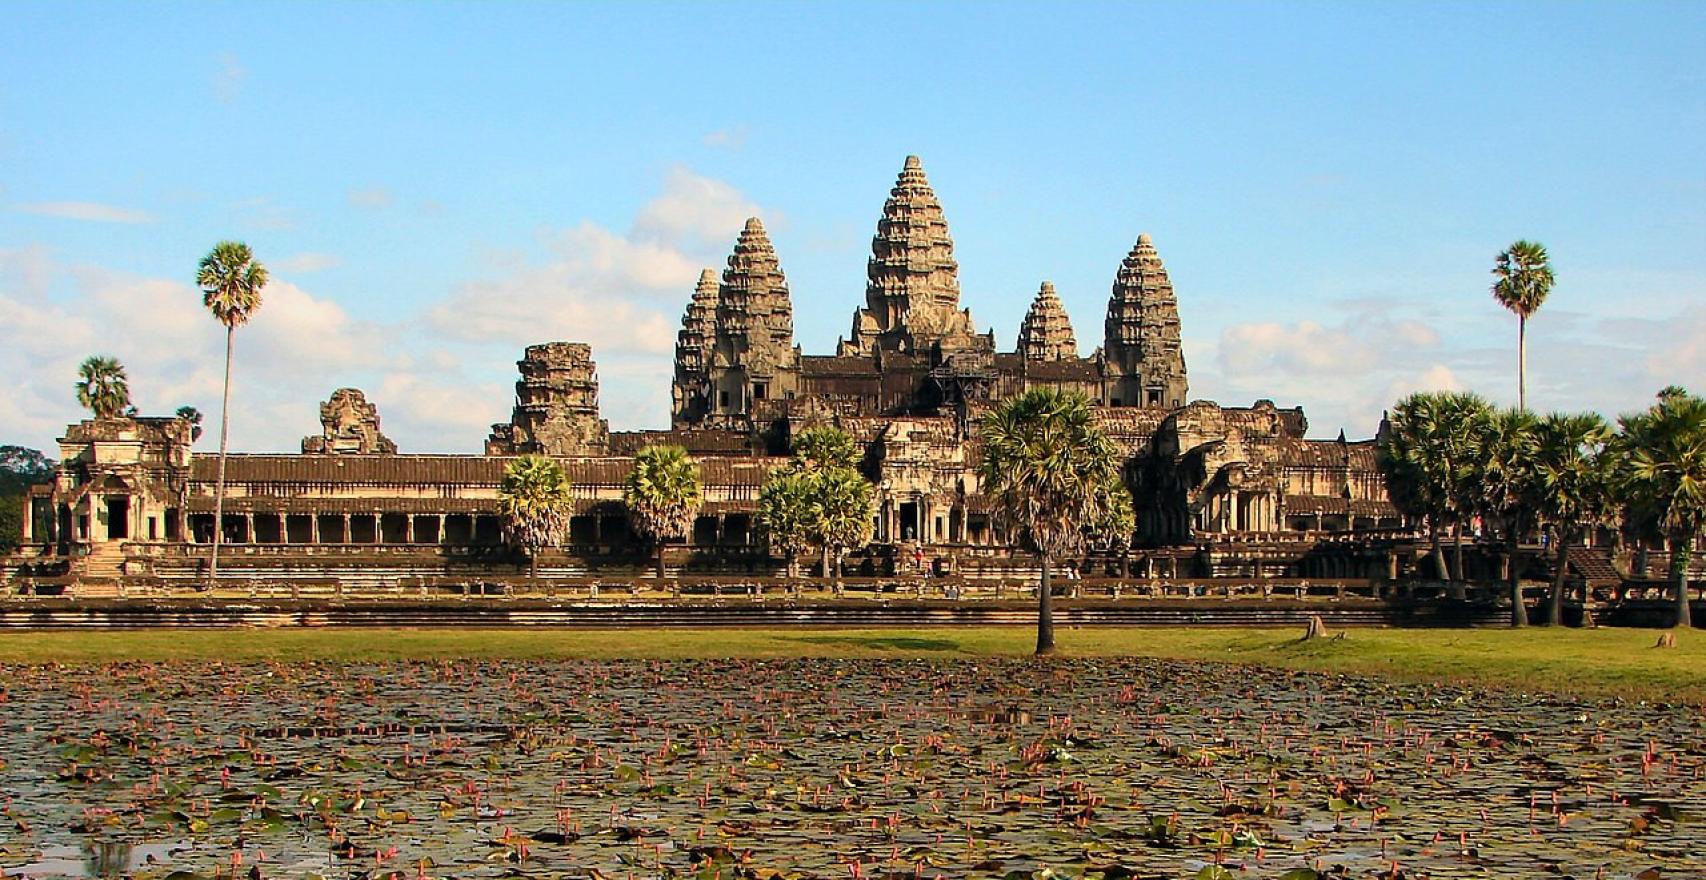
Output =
[{"x1": 12, "y1": 156, "x2": 1406, "y2": 590}]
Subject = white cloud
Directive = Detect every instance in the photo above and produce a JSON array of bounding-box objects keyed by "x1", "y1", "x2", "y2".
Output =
[
  {"x1": 702, "y1": 126, "x2": 750, "y2": 150},
  {"x1": 15, "y1": 201, "x2": 156, "y2": 224},
  {"x1": 214, "y1": 51, "x2": 246, "y2": 104},
  {"x1": 347, "y1": 186, "x2": 395, "y2": 210},
  {"x1": 0, "y1": 249, "x2": 394, "y2": 454},
  {"x1": 425, "y1": 167, "x2": 767, "y2": 358},
  {"x1": 272, "y1": 252, "x2": 343, "y2": 273},
  {"x1": 631, "y1": 166, "x2": 766, "y2": 250}
]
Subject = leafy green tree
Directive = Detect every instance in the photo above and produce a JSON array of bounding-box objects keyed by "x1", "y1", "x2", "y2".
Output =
[
  {"x1": 1615, "y1": 388, "x2": 1706, "y2": 628},
  {"x1": 811, "y1": 467, "x2": 874, "y2": 585},
  {"x1": 1491, "y1": 240, "x2": 1555, "y2": 411},
  {"x1": 1378, "y1": 391, "x2": 1494, "y2": 585},
  {"x1": 791, "y1": 425, "x2": 860, "y2": 472},
  {"x1": 176, "y1": 406, "x2": 204, "y2": 442},
  {"x1": 977, "y1": 388, "x2": 1124, "y2": 655},
  {"x1": 0, "y1": 446, "x2": 55, "y2": 552},
  {"x1": 1472, "y1": 408, "x2": 1541, "y2": 626},
  {"x1": 497, "y1": 455, "x2": 573, "y2": 578},
  {"x1": 623, "y1": 445, "x2": 702, "y2": 580},
  {"x1": 197, "y1": 241, "x2": 268, "y2": 586},
  {"x1": 75, "y1": 356, "x2": 130, "y2": 419},
  {"x1": 756, "y1": 467, "x2": 816, "y2": 579},
  {"x1": 784, "y1": 426, "x2": 874, "y2": 580},
  {"x1": 1531, "y1": 412, "x2": 1615, "y2": 626}
]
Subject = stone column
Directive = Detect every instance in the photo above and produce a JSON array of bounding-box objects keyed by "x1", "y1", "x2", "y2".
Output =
[{"x1": 343, "y1": 514, "x2": 352, "y2": 545}]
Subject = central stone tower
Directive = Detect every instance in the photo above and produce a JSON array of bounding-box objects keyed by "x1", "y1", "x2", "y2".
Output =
[
  {"x1": 839, "y1": 155, "x2": 981, "y2": 356},
  {"x1": 1103, "y1": 233, "x2": 1189, "y2": 408}
]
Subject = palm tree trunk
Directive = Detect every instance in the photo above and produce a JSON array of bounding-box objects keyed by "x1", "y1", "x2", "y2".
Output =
[
  {"x1": 1674, "y1": 530, "x2": 1693, "y2": 629},
  {"x1": 656, "y1": 542, "x2": 667, "y2": 580},
  {"x1": 1549, "y1": 529, "x2": 1569, "y2": 627},
  {"x1": 1517, "y1": 314, "x2": 1527, "y2": 411},
  {"x1": 208, "y1": 325, "x2": 234, "y2": 589},
  {"x1": 1429, "y1": 523, "x2": 1448, "y2": 581},
  {"x1": 1450, "y1": 521, "x2": 1466, "y2": 598},
  {"x1": 821, "y1": 544, "x2": 832, "y2": 582},
  {"x1": 833, "y1": 548, "x2": 845, "y2": 592},
  {"x1": 1036, "y1": 553, "x2": 1056, "y2": 656},
  {"x1": 1508, "y1": 528, "x2": 1527, "y2": 627}
]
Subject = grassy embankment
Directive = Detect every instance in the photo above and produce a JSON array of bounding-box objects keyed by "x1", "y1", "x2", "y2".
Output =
[{"x1": 1, "y1": 626, "x2": 1700, "y2": 702}]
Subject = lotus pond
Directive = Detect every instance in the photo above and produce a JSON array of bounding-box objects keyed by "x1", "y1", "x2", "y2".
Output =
[{"x1": 0, "y1": 658, "x2": 1699, "y2": 880}]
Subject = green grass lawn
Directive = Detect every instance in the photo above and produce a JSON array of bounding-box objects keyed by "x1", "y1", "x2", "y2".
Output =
[{"x1": 1, "y1": 625, "x2": 1699, "y2": 702}]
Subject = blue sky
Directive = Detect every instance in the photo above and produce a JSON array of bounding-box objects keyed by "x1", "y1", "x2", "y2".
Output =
[{"x1": 3, "y1": 1, "x2": 1703, "y2": 453}]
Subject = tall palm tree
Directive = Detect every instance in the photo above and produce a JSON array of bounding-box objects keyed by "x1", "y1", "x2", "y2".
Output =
[
  {"x1": 1615, "y1": 388, "x2": 1706, "y2": 628},
  {"x1": 623, "y1": 445, "x2": 702, "y2": 580},
  {"x1": 1492, "y1": 240, "x2": 1555, "y2": 411},
  {"x1": 196, "y1": 241, "x2": 267, "y2": 587},
  {"x1": 1378, "y1": 391, "x2": 1493, "y2": 585},
  {"x1": 1473, "y1": 408, "x2": 1540, "y2": 626},
  {"x1": 175, "y1": 406, "x2": 204, "y2": 443},
  {"x1": 497, "y1": 455, "x2": 574, "y2": 578},
  {"x1": 1531, "y1": 412, "x2": 1614, "y2": 626},
  {"x1": 978, "y1": 388, "x2": 1123, "y2": 655},
  {"x1": 757, "y1": 467, "x2": 816, "y2": 580},
  {"x1": 75, "y1": 356, "x2": 131, "y2": 419}
]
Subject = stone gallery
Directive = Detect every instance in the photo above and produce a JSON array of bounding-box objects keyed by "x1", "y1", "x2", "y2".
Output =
[{"x1": 16, "y1": 157, "x2": 1402, "y2": 588}]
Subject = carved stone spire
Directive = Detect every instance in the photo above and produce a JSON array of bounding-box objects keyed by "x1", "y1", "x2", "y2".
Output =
[
  {"x1": 1103, "y1": 233, "x2": 1188, "y2": 408},
  {"x1": 714, "y1": 218, "x2": 795, "y2": 376},
  {"x1": 840, "y1": 155, "x2": 979, "y2": 355},
  {"x1": 671, "y1": 268, "x2": 720, "y2": 425},
  {"x1": 703, "y1": 218, "x2": 799, "y2": 424},
  {"x1": 1017, "y1": 282, "x2": 1078, "y2": 361}
]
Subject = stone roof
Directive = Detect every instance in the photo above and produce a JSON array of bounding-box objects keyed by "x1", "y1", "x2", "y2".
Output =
[
  {"x1": 191, "y1": 454, "x2": 779, "y2": 488},
  {"x1": 608, "y1": 429, "x2": 754, "y2": 456},
  {"x1": 1017, "y1": 281, "x2": 1078, "y2": 361}
]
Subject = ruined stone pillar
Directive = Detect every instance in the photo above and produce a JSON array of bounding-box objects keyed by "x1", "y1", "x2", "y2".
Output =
[{"x1": 342, "y1": 514, "x2": 351, "y2": 545}]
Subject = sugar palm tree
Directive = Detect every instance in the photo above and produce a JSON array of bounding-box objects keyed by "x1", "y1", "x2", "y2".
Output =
[
  {"x1": 497, "y1": 455, "x2": 574, "y2": 578},
  {"x1": 196, "y1": 241, "x2": 267, "y2": 587},
  {"x1": 1492, "y1": 240, "x2": 1555, "y2": 411},
  {"x1": 978, "y1": 388, "x2": 1123, "y2": 655},
  {"x1": 1531, "y1": 412, "x2": 1614, "y2": 626},
  {"x1": 1615, "y1": 388, "x2": 1706, "y2": 628},
  {"x1": 175, "y1": 406, "x2": 204, "y2": 442},
  {"x1": 757, "y1": 467, "x2": 816, "y2": 580},
  {"x1": 623, "y1": 445, "x2": 702, "y2": 580},
  {"x1": 75, "y1": 356, "x2": 131, "y2": 419},
  {"x1": 1472, "y1": 408, "x2": 1540, "y2": 626},
  {"x1": 1378, "y1": 391, "x2": 1493, "y2": 585}
]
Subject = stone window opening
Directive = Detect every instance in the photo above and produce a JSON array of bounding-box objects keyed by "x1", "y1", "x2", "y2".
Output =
[
  {"x1": 753, "y1": 382, "x2": 767, "y2": 401},
  {"x1": 719, "y1": 390, "x2": 731, "y2": 409}
]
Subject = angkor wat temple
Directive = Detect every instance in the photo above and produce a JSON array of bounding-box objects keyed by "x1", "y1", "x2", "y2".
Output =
[{"x1": 13, "y1": 157, "x2": 1404, "y2": 591}]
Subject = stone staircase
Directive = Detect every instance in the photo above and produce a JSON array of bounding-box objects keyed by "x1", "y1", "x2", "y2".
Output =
[{"x1": 1567, "y1": 547, "x2": 1623, "y2": 586}]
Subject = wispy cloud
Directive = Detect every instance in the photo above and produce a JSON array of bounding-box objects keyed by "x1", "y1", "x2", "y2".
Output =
[
  {"x1": 347, "y1": 186, "x2": 395, "y2": 210},
  {"x1": 16, "y1": 201, "x2": 156, "y2": 224},
  {"x1": 272, "y1": 252, "x2": 343, "y2": 273},
  {"x1": 214, "y1": 51, "x2": 246, "y2": 104},
  {"x1": 702, "y1": 126, "x2": 749, "y2": 150}
]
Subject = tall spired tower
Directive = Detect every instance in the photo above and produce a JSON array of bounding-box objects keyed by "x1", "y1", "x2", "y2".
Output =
[
  {"x1": 1017, "y1": 281, "x2": 1078, "y2": 361},
  {"x1": 1103, "y1": 233, "x2": 1188, "y2": 408},
  {"x1": 670, "y1": 268, "x2": 720, "y2": 425},
  {"x1": 705, "y1": 217, "x2": 799, "y2": 424},
  {"x1": 839, "y1": 156, "x2": 981, "y2": 356}
]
